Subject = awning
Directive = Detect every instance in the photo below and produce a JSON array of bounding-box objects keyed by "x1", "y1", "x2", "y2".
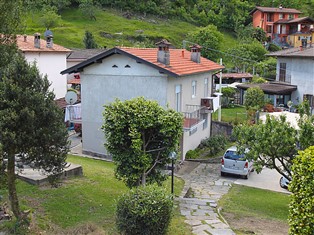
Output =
[{"x1": 236, "y1": 82, "x2": 297, "y2": 95}]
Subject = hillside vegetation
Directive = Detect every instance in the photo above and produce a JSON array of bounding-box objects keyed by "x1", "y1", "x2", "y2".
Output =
[{"x1": 25, "y1": 8, "x2": 205, "y2": 49}]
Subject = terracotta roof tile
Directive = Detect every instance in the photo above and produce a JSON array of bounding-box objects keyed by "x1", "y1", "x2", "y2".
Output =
[
  {"x1": 119, "y1": 47, "x2": 224, "y2": 76},
  {"x1": 16, "y1": 35, "x2": 71, "y2": 53}
]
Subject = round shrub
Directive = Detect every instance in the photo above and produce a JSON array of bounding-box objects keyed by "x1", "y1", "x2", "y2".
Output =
[{"x1": 116, "y1": 184, "x2": 173, "y2": 235}]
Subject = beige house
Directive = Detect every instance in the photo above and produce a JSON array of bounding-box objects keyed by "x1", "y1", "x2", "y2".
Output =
[{"x1": 61, "y1": 40, "x2": 223, "y2": 159}]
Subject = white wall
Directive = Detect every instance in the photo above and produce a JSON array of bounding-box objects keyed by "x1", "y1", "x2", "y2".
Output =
[
  {"x1": 167, "y1": 72, "x2": 213, "y2": 159},
  {"x1": 81, "y1": 54, "x2": 168, "y2": 156},
  {"x1": 277, "y1": 57, "x2": 314, "y2": 106},
  {"x1": 24, "y1": 52, "x2": 68, "y2": 99}
]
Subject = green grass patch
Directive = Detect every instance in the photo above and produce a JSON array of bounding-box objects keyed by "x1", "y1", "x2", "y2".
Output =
[
  {"x1": 219, "y1": 184, "x2": 290, "y2": 222},
  {"x1": 0, "y1": 155, "x2": 189, "y2": 234},
  {"x1": 24, "y1": 8, "x2": 197, "y2": 49},
  {"x1": 212, "y1": 105, "x2": 247, "y2": 124}
]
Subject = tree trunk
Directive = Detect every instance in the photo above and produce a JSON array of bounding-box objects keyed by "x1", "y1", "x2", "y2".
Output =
[
  {"x1": 7, "y1": 152, "x2": 21, "y2": 219},
  {"x1": 141, "y1": 171, "x2": 146, "y2": 186}
]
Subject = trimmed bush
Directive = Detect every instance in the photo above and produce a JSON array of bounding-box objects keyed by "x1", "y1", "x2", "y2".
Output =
[
  {"x1": 199, "y1": 135, "x2": 228, "y2": 156},
  {"x1": 116, "y1": 184, "x2": 173, "y2": 235},
  {"x1": 288, "y1": 147, "x2": 314, "y2": 235}
]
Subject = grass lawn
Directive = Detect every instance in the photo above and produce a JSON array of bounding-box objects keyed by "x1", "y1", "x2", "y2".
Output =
[
  {"x1": 0, "y1": 155, "x2": 191, "y2": 234},
  {"x1": 219, "y1": 184, "x2": 290, "y2": 222},
  {"x1": 212, "y1": 105, "x2": 247, "y2": 124}
]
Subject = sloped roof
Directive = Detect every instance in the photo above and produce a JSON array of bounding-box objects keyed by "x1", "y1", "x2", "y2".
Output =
[
  {"x1": 275, "y1": 16, "x2": 314, "y2": 24},
  {"x1": 250, "y1": 6, "x2": 301, "y2": 15},
  {"x1": 215, "y1": 73, "x2": 253, "y2": 79},
  {"x1": 267, "y1": 47, "x2": 314, "y2": 58},
  {"x1": 61, "y1": 47, "x2": 224, "y2": 77},
  {"x1": 237, "y1": 82, "x2": 297, "y2": 95},
  {"x1": 16, "y1": 35, "x2": 70, "y2": 53},
  {"x1": 67, "y1": 49, "x2": 106, "y2": 61}
]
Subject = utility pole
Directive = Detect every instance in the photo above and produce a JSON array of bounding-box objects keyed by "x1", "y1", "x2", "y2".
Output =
[{"x1": 218, "y1": 58, "x2": 222, "y2": 122}]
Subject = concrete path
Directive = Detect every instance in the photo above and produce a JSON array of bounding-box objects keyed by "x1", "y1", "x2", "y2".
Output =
[{"x1": 176, "y1": 163, "x2": 236, "y2": 235}]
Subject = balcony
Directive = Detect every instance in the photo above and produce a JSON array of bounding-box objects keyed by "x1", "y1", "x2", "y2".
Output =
[
  {"x1": 65, "y1": 103, "x2": 82, "y2": 124},
  {"x1": 182, "y1": 105, "x2": 205, "y2": 131},
  {"x1": 182, "y1": 96, "x2": 220, "y2": 131}
]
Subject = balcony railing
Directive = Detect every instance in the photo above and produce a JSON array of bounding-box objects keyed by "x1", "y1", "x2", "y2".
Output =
[
  {"x1": 182, "y1": 105, "x2": 205, "y2": 130},
  {"x1": 65, "y1": 103, "x2": 82, "y2": 123}
]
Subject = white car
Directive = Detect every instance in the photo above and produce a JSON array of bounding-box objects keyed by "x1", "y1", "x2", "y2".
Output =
[
  {"x1": 279, "y1": 176, "x2": 290, "y2": 189},
  {"x1": 221, "y1": 146, "x2": 254, "y2": 179}
]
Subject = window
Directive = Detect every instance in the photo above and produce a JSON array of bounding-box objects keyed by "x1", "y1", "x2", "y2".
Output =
[
  {"x1": 202, "y1": 113, "x2": 208, "y2": 130},
  {"x1": 279, "y1": 63, "x2": 286, "y2": 82},
  {"x1": 175, "y1": 85, "x2": 182, "y2": 112},
  {"x1": 189, "y1": 127, "x2": 197, "y2": 136},
  {"x1": 267, "y1": 13, "x2": 274, "y2": 22},
  {"x1": 279, "y1": 13, "x2": 284, "y2": 19},
  {"x1": 204, "y1": 78, "x2": 208, "y2": 97},
  {"x1": 288, "y1": 14, "x2": 294, "y2": 20},
  {"x1": 192, "y1": 80, "x2": 197, "y2": 98},
  {"x1": 266, "y1": 25, "x2": 272, "y2": 33}
]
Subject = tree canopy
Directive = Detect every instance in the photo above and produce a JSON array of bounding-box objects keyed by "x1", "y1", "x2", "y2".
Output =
[
  {"x1": 233, "y1": 102, "x2": 314, "y2": 181},
  {"x1": 102, "y1": 97, "x2": 183, "y2": 188},
  {"x1": 244, "y1": 87, "x2": 265, "y2": 111},
  {"x1": 0, "y1": 52, "x2": 69, "y2": 220},
  {"x1": 187, "y1": 24, "x2": 223, "y2": 62}
]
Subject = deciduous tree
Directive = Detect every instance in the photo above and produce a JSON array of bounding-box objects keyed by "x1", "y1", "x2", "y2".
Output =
[
  {"x1": 102, "y1": 97, "x2": 183, "y2": 188},
  {"x1": 187, "y1": 24, "x2": 223, "y2": 62},
  {"x1": 233, "y1": 101, "x2": 314, "y2": 181}
]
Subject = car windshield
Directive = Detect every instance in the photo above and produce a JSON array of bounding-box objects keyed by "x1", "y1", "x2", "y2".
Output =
[{"x1": 224, "y1": 150, "x2": 245, "y2": 160}]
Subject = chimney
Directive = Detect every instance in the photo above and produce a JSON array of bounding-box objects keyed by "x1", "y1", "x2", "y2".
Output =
[
  {"x1": 190, "y1": 44, "x2": 201, "y2": 63},
  {"x1": 34, "y1": 33, "x2": 41, "y2": 48},
  {"x1": 156, "y1": 39, "x2": 171, "y2": 66},
  {"x1": 23, "y1": 35, "x2": 27, "y2": 42},
  {"x1": 46, "y1": 35, "x2": 53, "y2": 48}
]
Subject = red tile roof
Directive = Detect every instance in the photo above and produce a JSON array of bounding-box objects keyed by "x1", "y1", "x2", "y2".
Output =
[
  {"x1": 68, "y1": 78, "x2": 81, "y2": 84},
  {"x1": 16, "y1": 35, "x2": 71, "y2": 53},
  {"x1": 119, "y1": 47, "x2": 224, "y2": 76}
]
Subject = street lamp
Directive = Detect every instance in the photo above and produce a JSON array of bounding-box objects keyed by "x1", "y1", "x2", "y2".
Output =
[{"x1": 168, "y1": 151, "x2": 177, "y2": 194}]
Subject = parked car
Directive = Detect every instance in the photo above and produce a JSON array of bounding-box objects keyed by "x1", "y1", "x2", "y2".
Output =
[
  {"x1": 279, "y1": 176, "x2": 290, "y2": 189},
  {"x1": 221, "y1": 146, "x2": 254, "y2": 179}
]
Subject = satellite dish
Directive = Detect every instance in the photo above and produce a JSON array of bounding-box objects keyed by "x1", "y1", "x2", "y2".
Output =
[{"x1": 65, "y1": 91, "x2": 78, "y2": 105}]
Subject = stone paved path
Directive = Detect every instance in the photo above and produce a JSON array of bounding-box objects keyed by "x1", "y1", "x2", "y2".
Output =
[{"x1": 176, "y1": 163, "x2": 236, "y2": 235}]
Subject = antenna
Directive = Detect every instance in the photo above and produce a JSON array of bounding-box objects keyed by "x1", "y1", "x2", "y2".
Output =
[{"x1": 65, "y1": 91, "x2": 78, "y2": 105}]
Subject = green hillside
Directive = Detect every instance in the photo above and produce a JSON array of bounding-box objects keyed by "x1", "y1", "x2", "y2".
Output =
[{"x1": 24, "y1": 8, "x2": 238, "y2": 50}]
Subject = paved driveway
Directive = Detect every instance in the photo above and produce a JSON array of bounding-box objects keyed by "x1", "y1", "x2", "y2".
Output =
[{"x1": 228, "y1": 167, "x2": 290, "y2": 194}]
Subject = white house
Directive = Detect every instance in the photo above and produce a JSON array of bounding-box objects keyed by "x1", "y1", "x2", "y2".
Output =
[
  {"x1": 61, "y1": 40, "x2": 224, "y2": 159},
  {"x1": 16, "y1": 34, "x2": 71, "y2": 99},
  {"x1": 268, "y1": 46, "x2": 314, "y2": 113}
]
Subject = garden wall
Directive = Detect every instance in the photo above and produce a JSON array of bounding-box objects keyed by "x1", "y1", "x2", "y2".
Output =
[{"x1": 211, "y1": 121, "x2": 233, "y2": 138}]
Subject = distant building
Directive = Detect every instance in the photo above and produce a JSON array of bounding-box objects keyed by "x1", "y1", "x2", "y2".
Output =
[
  {"x1": 61, "y1": 41, "x2": 224, "y2": 159},
  {"x1": 16, "y1": 34, "x2": 71, "y2": 99},
  {"x1": 250, "y1": 6, "x2": 314, "y2": 48}
]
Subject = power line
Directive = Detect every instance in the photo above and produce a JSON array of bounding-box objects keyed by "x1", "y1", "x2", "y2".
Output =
[{"x1": 183, "y1": 40, "x2": 313, "y2": 76}]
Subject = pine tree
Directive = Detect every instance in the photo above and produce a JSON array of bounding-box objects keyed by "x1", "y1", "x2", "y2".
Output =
[
  {"x1": 0, "y1": 52, "x2": 69, "y2": 220},
  {"x1": 83, "y1": 31, "x2": 98, "y2": 49}
]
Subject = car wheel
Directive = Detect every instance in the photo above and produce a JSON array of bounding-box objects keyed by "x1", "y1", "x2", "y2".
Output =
[
  {"x1": 243, "y1": 174, "x2": 248, "y2": 179},
  {"x1": 280, "y1": 177, "x2": 287, "y2": 189},
  {"x1": 221, "y1": 172, "x2": 226, "y2": 177}
]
